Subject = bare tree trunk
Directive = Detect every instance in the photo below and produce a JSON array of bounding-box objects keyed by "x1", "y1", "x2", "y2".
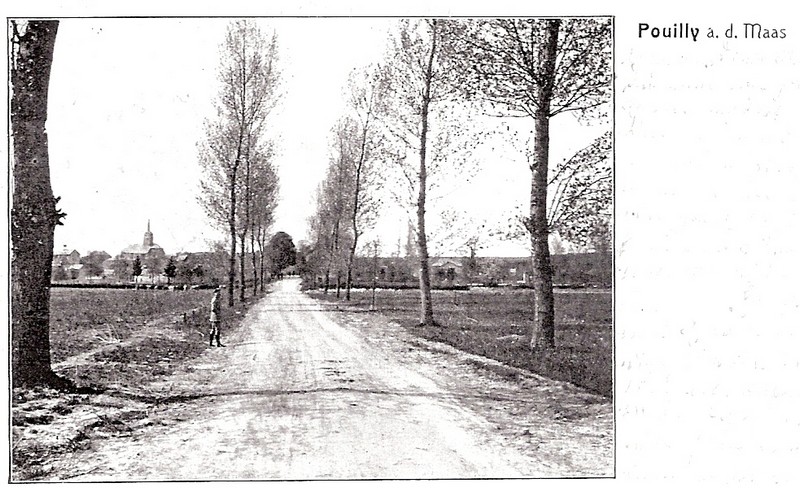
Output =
[
  {"x1": 228, "y1": 166, "x2": 238, "y2": 307},
  {"x1": 416, "y1": 21, "x2": 438, "y2": 327},
  {"x1": 260, "y1": 252, "x2": 266, "y2": 290},
  {"x1": 323, "y1": 234, "x2": 333, "y2": 294},
  {"x1": 10, "y1": 20, "x2": 70, "y2": 388},
  {"x1": 327, "y1": 217, "x2": 341, "y2": 295},
  {"x1": 416, "y1": 194, "x2": 434, "y2": 326},
  {"x1": 231, "y1": 27, "x2": 249, "y2": 306},
  {"x1": 239, "y1": 232, "x2": 247, "y2": 302},
  {"x1": 345, "y1": 239, "x2": 357, "y2": 301},
  {"x1": 251, "y1": 228, "x2": 258, "y2": 296},
  {"x1": 345, "y1": 251, "x2": 355, "y2": 300},
  {"x1": 345, "y1": 121, "x2": 370, "y2": 301},
  {"x1": 529, "y1": 19, "x2": 560, "y2": 350},
  {"x1": 240, "y1": 138, "x2": 252, "y2": 301},
  {"x1": 258, "y1": 230, "x2": 267, "y2": 292}
]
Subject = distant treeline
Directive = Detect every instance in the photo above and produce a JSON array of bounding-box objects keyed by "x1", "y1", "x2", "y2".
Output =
[
  {"x1": 311, "y1": 252, "x2": 611, "y2": 291},
  {"x1": 551, "y1": 252, "x2": 612, "y2": 287}
]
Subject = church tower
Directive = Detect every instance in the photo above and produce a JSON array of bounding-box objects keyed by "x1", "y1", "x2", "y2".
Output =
[{"x1": 143, "y1": 220, "x2": 154, "y2": 247}]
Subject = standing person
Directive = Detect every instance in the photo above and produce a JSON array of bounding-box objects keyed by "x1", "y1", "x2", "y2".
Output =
[{"x1": 209, "y1": 287, "x2": 224, "y2": 347}]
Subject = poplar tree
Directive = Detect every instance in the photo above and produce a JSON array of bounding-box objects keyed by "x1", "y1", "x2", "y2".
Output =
[
  {"x1": 198, "y1": 20, "x2": 281, "y2": 306},
  {"x1": 449, "y1": 18, "x2": 612, "y2": 348}
]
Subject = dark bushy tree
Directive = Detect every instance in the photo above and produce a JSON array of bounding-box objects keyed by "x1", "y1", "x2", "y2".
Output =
[
  {"x1": 132, "y1": 256, "x2": 143, "y2": 279},
  {"x1": 164, "y1": 257, "x2": 177, "y2": 284},
  {"x1": 111, "y1": 259, "x2": 131, "y2": 281},
  {"x1": 268, "y1": 231, "x2": 296, "y2": 276}
]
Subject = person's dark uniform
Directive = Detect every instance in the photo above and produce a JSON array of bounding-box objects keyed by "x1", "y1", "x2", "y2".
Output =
[{"x1": 209, "y1": 288, "x2": 224, "y2": 347}]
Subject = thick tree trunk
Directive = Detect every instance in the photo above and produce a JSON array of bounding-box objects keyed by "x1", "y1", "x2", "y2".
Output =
[
  {"x1": 10, "y1": 20, "x2": 70, "y2": 388},
  {"x1": 529, "y1": 19, "x2": 560, "y2": 350},
  {"x1": 416, "y1": 200, "x2": 434, "y2": 326}
]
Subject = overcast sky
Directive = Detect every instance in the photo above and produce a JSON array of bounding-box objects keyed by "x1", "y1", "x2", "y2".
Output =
[{"x1": 46, "y1": 17, "x2": 609, "y2": 258}]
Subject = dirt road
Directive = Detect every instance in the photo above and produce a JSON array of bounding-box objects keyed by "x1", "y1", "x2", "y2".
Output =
[{"x1": 51, "y1": 278, "x2": 612, "y2": 480}]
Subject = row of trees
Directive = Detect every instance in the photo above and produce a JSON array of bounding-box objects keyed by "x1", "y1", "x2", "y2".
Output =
[
  {"x1": 10, "y1": 19, "x2": 287, "y2": 388},
  {"x1": 305, "y1": 66, "x2": 386, "y2": 300},
  {"x1": 197, "y1": 20, "x2": 282, "y2": 306},
  {"x1": 304, "y1": 19, "x2": 612, "y2": 350},
  {"x1": 55, "y1": 247, "x2": 296, "y2": 286},
  {"x1": 9, "y1": 18, "x2": 610, "y2": 388}
]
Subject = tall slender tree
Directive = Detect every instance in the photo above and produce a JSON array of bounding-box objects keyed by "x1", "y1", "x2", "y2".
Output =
[
  {"x1": 198, "y1": 20, "x2": 281, "y2": 306},
  {"x1": 330, "y1": 118, "x2": 357, "y2": 297},
  {"x1": 10, "y1": 20, "x2": 69, "y2": 388},
  {"x1": 449, "y1": 18, "x2": 612, "y2": 348},
  {"x1": 380, "y1": 19, "x2": 458, "y2": 326},
  {"x1": 249, "y1": 143, "x2": 279, "y2": 293},
  {"x1": 313, "y1": 134, "x2": 355, "y2": 296},
  {"x1": 341, "y1": 67, "x2": 386, "y2": 300}
]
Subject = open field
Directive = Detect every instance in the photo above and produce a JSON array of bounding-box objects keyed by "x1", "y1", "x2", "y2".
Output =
[
  {"x1": 44, "y1": 287, "x2": 258, "y2": 389},
  {"x1": 12, "y1": 287, "x2": 261, "y2": 480},
  {"x1": 308, "y1": 287, "x2": 612, "y2": 397},
  {"x1": 49, "y1": 288, "x2": 210, "y2": 360}
]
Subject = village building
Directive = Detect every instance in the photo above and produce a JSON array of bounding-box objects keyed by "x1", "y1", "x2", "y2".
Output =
[
  {"x1": 173, "y1": 251, "x2": 228, "y2": 284},
  {"x1": 119, "y1": 220, "x2": 166, "y2": 261},
  {"x1": 52, "y1": 246, "x2": 81, "y2": 267},
  {"x1": 101, "y1": 221, "x2": 168, "y2": 282},
  {"x1": 51, "y1": 246, "x2": 83, "y2": 280},
  {"x1": 430, "y1": 257, "x2": 463, "y2": 284}
]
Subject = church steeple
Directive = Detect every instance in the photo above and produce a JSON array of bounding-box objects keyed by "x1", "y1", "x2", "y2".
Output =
[{"x1": 143, "y1": 220, "x2": 154, "y2": 247}]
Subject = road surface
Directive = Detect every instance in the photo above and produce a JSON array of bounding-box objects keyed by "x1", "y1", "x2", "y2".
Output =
[{"x1": 53, "y1": 278, "x2": 612, "y2": 480}]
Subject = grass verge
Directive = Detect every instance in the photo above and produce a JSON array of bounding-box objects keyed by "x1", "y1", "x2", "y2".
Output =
[{"x1": 309, "y1": 287, "x2": 612, "y2": 398}]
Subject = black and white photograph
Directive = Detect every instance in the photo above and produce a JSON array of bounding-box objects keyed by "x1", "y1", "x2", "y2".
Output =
[
  {"x1": 9, "y1": 16, "x2": 613, "y2": 481},
  {"x1": 9, "y1": 4, "x2": 800, "y2": 486}
]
